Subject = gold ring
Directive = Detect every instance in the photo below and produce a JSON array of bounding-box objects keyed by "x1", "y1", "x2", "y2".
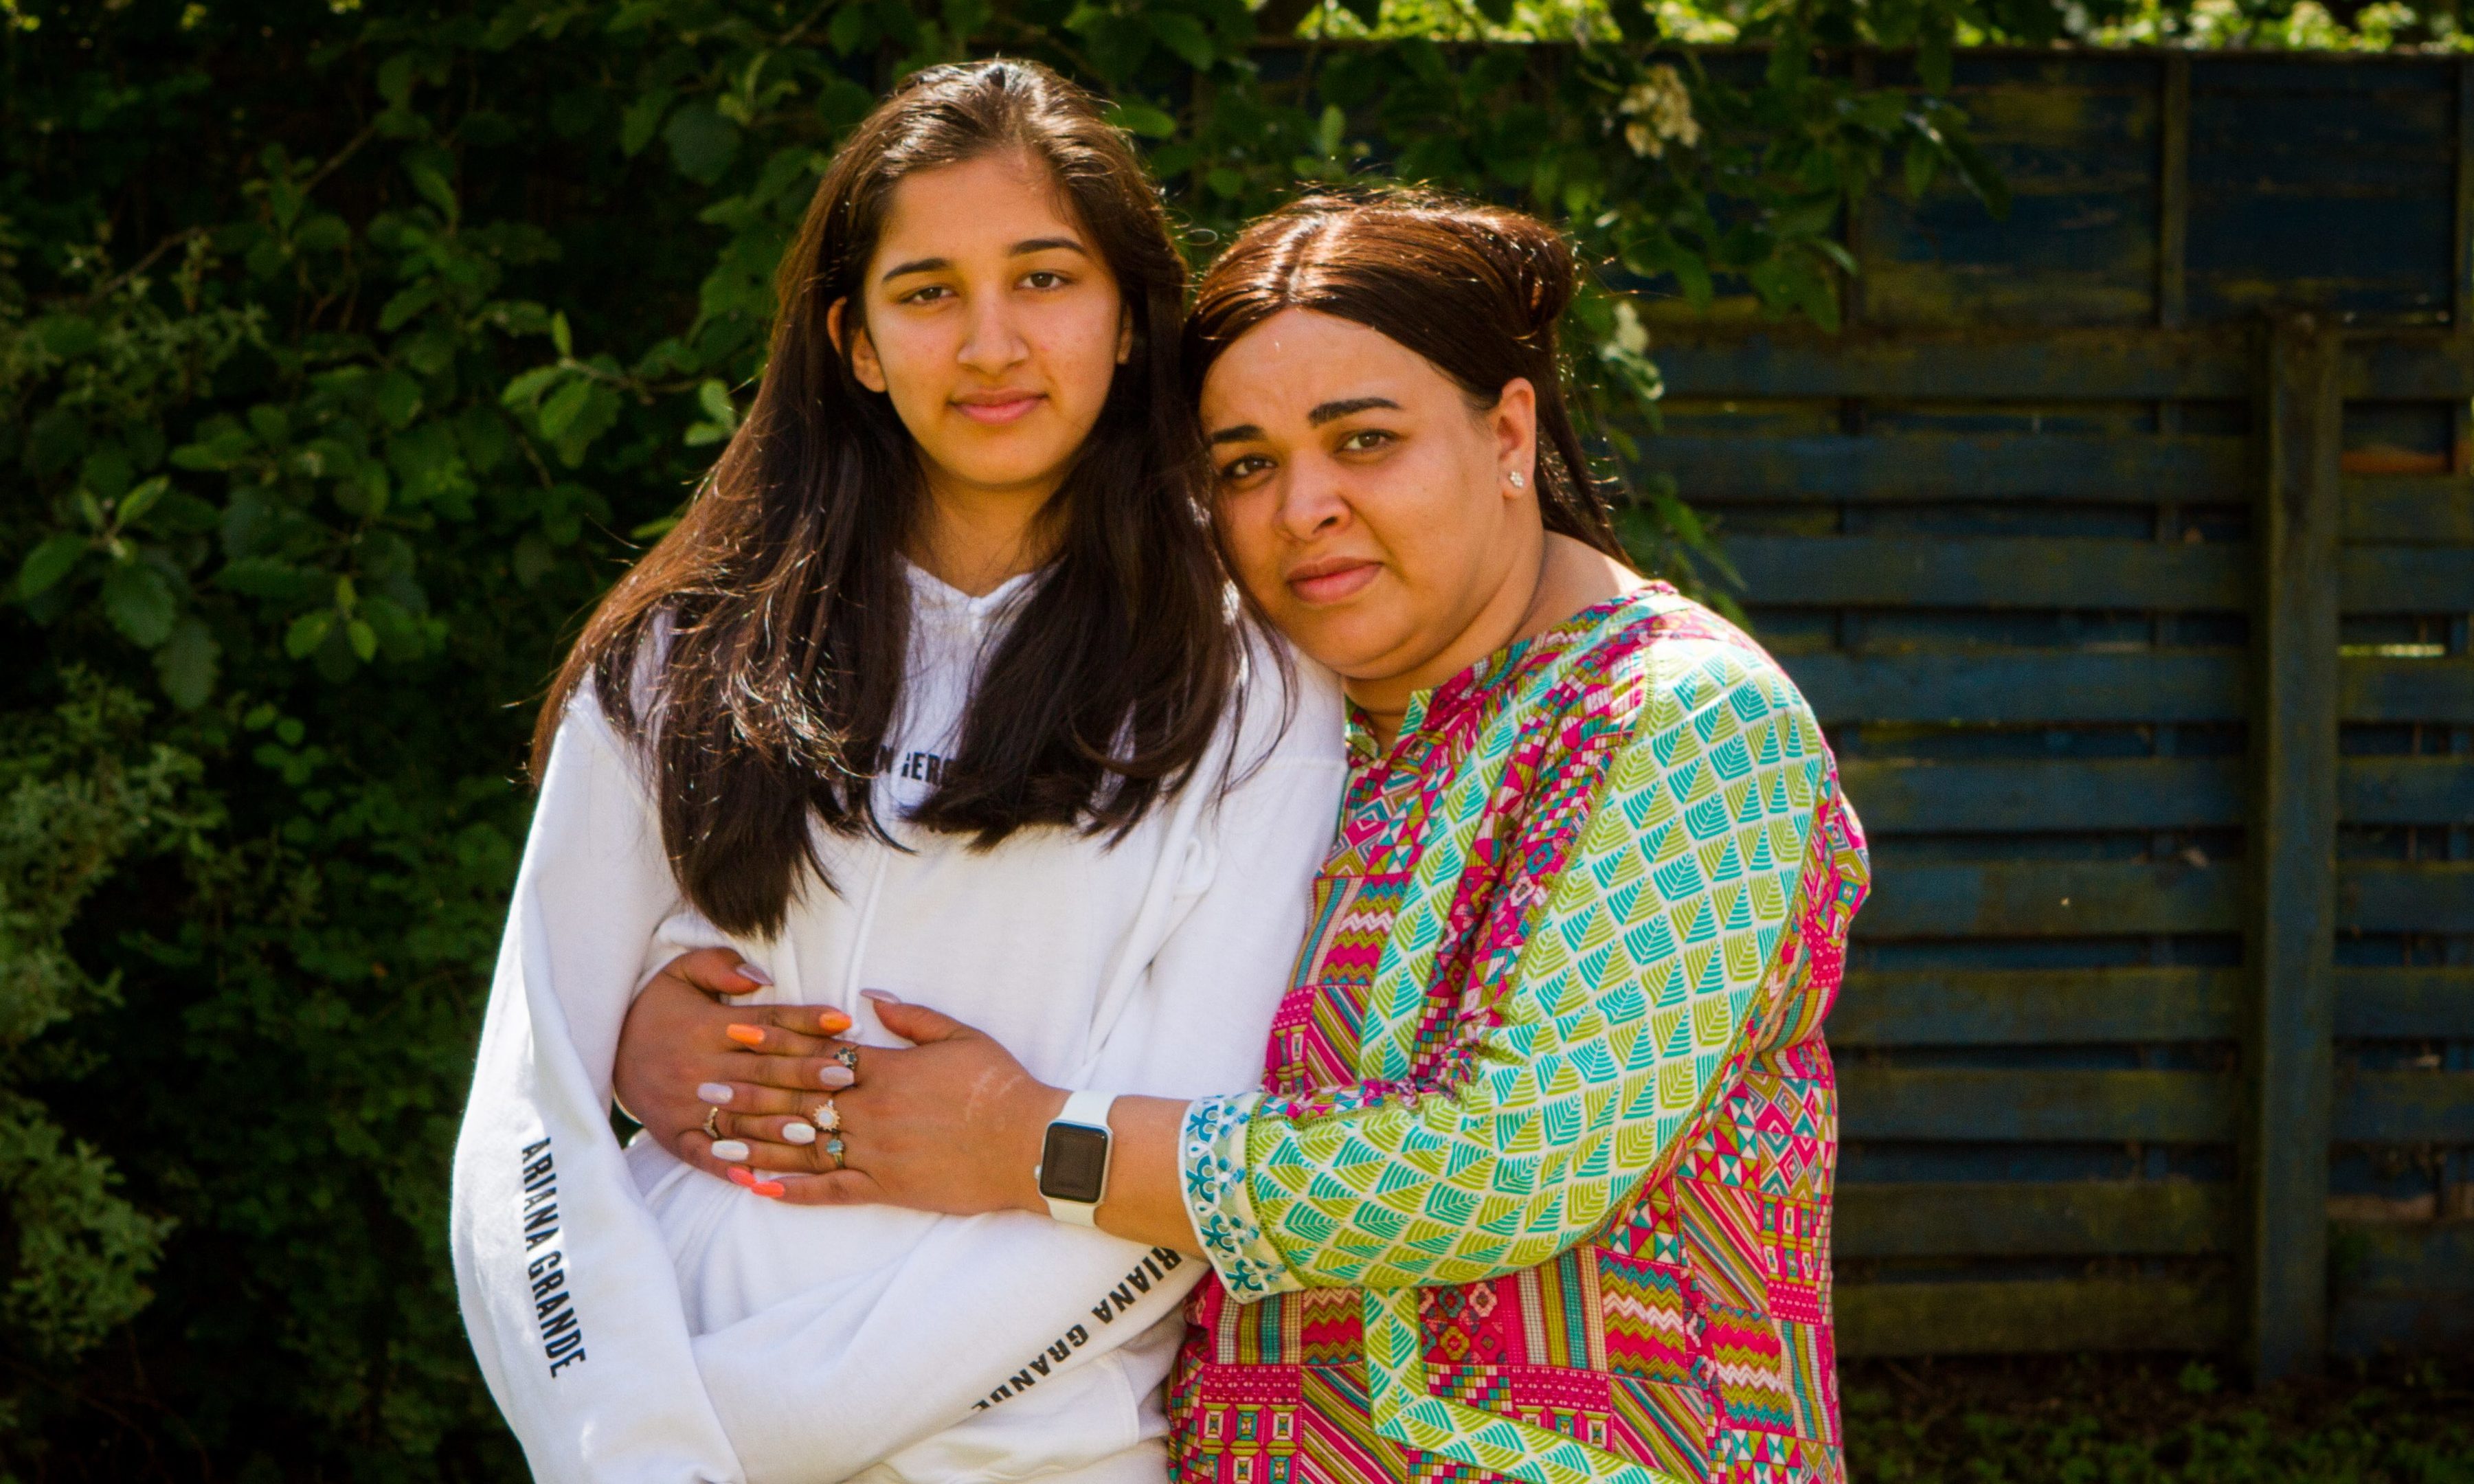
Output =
[
  {"x1": 810, "y1": 1097, "x2": 840, "y2": 1133},
  {"x1": 703, "y1": 1105, "x2": 722, "y2": 1140},
  {"x1": 823, "y1": 1134, "x2": 846, "y2": 1171}
]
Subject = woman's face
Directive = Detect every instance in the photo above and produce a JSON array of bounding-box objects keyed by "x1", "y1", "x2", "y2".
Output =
[
  {"x1": 836, "y1": 150, "x2": 1129, "y2": 502},
  {"x1": 1203, "y1": 308, "x2": 1538, "y2": 690}
]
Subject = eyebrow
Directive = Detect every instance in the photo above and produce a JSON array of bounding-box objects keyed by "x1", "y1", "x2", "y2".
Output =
[
  {"x1": 1308, "y1": 396, "x2": 1401, "y2": 425},
  {"x1": 879, "y1": 238, "x2": 1092, "y2": 284},
  {"x1": 1207, "y1": 396, "x2": 1404, "y2": 447}
]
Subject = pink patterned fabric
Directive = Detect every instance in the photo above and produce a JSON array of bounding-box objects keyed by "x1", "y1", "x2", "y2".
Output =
[{"x1": 1170, "y1": 587, "x2": 1870, "y2": 1483}]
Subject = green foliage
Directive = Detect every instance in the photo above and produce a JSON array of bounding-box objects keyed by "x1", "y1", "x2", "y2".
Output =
[{"x1": 0, "y1": 0, "x2": 2029, "y2": 1474}]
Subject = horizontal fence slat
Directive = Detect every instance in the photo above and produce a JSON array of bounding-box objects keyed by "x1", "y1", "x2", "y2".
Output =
[
  {"x1": 2335, "y1": 1219, "x2": 2474, "y2": 1292},
  {"x1": 1837, "y1": 1279, "x2": 2234, "y2": 1357},
  {"x1": 2341, "y1": 756, "x2": 2474, "y2": 822},
  {"x1": 2330, "y1": 1219, "x2": 2474, "y2": 1358},
  {"x1": 2345, "y1": 475, "x2": 2474, "y2": 544},
  {"x1": 2340, "y1": 546, "x2": 2474, "y2": 613},
  {"x1": 1830, "y1": 968, "x2": 2239, "y2": 1044},
  {"x1": 2346, "y1": 333, "x2": 2474, "y2": 398},
  {"x1": 2335, "y1": 967, "x2": 2474, "y2": 1038},
  {"x1": 1856, "y1": 862, "x2": 2241, "y2": 938},
  {"x1": 1654, "y1": 328, "x2": 2250, "y2": 401},
  {"x1": 2341, "y1": 655, "x2": 2474, "y2": 722},
  {"x1": 1729, "y1": 537, "x2": 2247, "y2": 610},
  {"x1": 2339, "y1": 862, "x2": 2474, "y2": 933},
  {"x1": 1788, "y1": 652, "x2": 2246, "y2": 723},
  {"x1": 1837, "y1": 1181, "x2": 2232, "y2": 1257},
  {"x1": 1642, "y1": 434, "x2": 2250, "y2": 503},
  {"x1": 1841, "y1": 1068, "x2": 2236, "y2": 1141},
  {"x1": 1839, "y1": 758, "x2": 2243, "y2": 832},
  {"x1": 2336, "y1": 1071, "x2": 2474, "y2": 1141}
]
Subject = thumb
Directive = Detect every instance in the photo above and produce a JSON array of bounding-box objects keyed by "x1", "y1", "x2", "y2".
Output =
[{"x1": 862, "y1": 991, "x2": 974, "y2": 1044}]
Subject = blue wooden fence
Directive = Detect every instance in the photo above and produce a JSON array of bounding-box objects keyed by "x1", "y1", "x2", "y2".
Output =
[{"x1": 1635, "y1": 50, "x2": 2474, "y2": 1378}]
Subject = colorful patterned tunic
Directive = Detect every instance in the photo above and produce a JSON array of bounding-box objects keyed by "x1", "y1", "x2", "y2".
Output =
[{"x1": 1169, "y1": 585, "x2": 1869, "y2": 1484}]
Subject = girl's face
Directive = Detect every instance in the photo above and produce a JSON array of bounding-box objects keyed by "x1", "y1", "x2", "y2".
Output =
[
  {"x1": 836, "y1": 150, "x2": 1130, "y2": 503},
  {"x1": 1203, "y1": 308, "x2": 1539, "y2": 693}
]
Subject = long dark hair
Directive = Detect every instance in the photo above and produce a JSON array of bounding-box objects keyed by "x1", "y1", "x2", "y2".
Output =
[
  {"x1": 1184, "y1": 188, "x2": 1626, "y2": 557},
  {"x1": 535, "y1": 60, "x2": 1234, "y2": 938}
]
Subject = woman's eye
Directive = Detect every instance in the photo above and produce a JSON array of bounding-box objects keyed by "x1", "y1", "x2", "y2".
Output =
[
  {"x1": 1024, "y1": 270, "x2": 1068, "y2": 289},
  {"x1": 902, "y1": 284, "x2": 952, "y2": 305},
  {"x1": 1217, "y1": 455, "x2": 1272, "y2": 482},
  {"x1": 1338, "y1": 429, "x2": 1395, "y2": 453}
]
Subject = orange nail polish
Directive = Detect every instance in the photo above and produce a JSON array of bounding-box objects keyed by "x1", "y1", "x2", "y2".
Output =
[
  {"x1": 750, "y1": 1179, "x2": 787, "y2": 1198},
  {"x1": 726, "y1": 1024, "x2": 765, "y2": 1047},
  {"x1": 726, "y1": 1166, "x2": 755, "y2": 1188},
  {"x1": 818, "y1": 1010, "x2": 851, "y2": 1033}
]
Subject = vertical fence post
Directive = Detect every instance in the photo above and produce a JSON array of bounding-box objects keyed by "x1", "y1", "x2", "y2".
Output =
[{"x1": 2245, "y1": 314, "x2": 2341, "y2": 1382}]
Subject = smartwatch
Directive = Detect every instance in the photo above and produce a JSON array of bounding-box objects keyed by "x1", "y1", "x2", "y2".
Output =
[{"x1": 1035, "y1": 1091, "x2": 1116, "y2": 1226}]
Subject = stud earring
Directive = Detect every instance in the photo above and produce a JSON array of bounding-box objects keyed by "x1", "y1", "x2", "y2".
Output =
[{"x1": 1507, "y1": 471, "x2": 1527, "y2": 488}]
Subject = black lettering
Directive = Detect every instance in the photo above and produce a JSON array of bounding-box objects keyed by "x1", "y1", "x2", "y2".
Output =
[
  {"x1": 530, "y1": 1268, "x2": 567, "y2": 1303},
  {"x1": 1127, "y1": 1267, "x2": 1152, "y2": 1294},
  {"x1": 1091, "y1": 1302, "x2": 1116, "y2": 1324},
  {"x1": 545, "y1": 1329, "x2": 585, "y2": 1359},
  {"x1": 1107, "y1": 1283, "x2": 1136, "y2": 1311},
  {"x1": 1067, "y1": 1325, "x2": 1088, "y2": 1347},
  {"x1": 521, "y1": 1138, "x2": 552, "y2": 1160},
  {"x1": 1009, "y1": 1368, "x2": 1038, "y2": 1391},
  {"x1": 521, "y1": 1154, "x2": 554, "y2": 1189},
  {"x1": 528, "y1": 1250, "x2": 563, "y2": 1282},
  {"x1": 1028, "y1": 1354, "x2": 1052, "y2": 1377},
  {"x1": 1153, "y1": 1247, "x2": 1185, "y2": 1270},
  {"x1": 537, "y1": 1292, "x2": 576, "y2": 1327},
  {"x1": 549, "y1": 1349, "x2": 587, "y2": 1376},
  {"x1": 1046, "y1": 1340, "x2": 1070, "y2": 1364}
]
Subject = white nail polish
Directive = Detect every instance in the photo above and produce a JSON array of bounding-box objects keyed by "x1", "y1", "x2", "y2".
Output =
[
  {"x1": 782, "y1": 1122, "x2": 817, "y2": 1145},
  {"x1": 858, "y1": 987, "x2": 898, "y2": 1003},
  {"x1": 697, "y1": 1083, "x2": 734, "y2": 1105},
  {"x1": 710, "y1": 1139, "x2": 750, "y2": 1162},
  {"x1": 820, "y1": 1066, "x2": 854, "y2": 1088},
  {"x1": 737, "y1": 962, "x2": 775, "y2": 987}
]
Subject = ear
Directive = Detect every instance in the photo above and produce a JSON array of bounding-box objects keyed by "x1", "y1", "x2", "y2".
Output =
[
  {"x1": 1493, "y1": 376, "x2": 1539, "y2": 499},
  {"x1": 830, "y1": 297, "x2": 888, "y2": 394}
]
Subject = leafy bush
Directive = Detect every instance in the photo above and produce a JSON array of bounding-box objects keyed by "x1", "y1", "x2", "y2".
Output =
[{"x1": 0, "y1": 0, "x2": 2025, "y2": 1475}]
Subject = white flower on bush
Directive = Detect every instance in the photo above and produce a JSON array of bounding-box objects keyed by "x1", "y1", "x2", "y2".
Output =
[
  {"x1": 1611, "y1": 300, "x2": 1650, "y2": 356},
  {"x1": 1618, "y1": 65, "x2": 1700, "y2": 159}
]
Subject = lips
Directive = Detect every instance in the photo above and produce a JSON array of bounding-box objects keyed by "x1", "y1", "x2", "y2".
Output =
[
  {"x1": 1285, "y1": 557, "x2": 1381, "y2": 605},
  {"x1": 953, "y1": 390, "x2": 1044, "y2": 426}
]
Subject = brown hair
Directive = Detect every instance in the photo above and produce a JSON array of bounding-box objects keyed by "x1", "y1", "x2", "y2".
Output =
[
  {"x1": 533, "y1": 59, "x2": 1234, "y2": 938},
  {"x1": 1184, "y1": 187, "x2": 1625, "y2": 556}
]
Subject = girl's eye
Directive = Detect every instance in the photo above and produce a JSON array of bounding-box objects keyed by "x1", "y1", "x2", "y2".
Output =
[{"x1": 1024, "y1": 270, "x2": 1068, "y2": 290}]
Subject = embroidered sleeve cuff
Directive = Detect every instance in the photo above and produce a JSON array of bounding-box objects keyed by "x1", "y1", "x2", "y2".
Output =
[{"x1": 1178, "y1": 1092, "x2": 1298, "y2": 1301}]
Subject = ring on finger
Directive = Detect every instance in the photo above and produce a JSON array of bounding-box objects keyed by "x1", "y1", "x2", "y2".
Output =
[
  {"x1": 810, "y1": 1097, "x2": 840, "y2": 1133},
  {"x1": 823, "y1": 1134, "x2": 847, "y2": 1171},
  {"x1": 832, "y1": 1044, "x2": 859, "y2": 1072},
  {"x1": 702, "y1": 1105, "x2": 722, "y2": 1140}
]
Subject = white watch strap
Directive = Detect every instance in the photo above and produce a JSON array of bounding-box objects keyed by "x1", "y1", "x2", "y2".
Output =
[{"x1": 1040, "y1": 1091, "x2": 1116, "y2": 1226}]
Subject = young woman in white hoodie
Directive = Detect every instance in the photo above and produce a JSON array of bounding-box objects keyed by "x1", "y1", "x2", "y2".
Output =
[{"x1": 448, "y1": 61, "x2": 1345, "y2": 1483}]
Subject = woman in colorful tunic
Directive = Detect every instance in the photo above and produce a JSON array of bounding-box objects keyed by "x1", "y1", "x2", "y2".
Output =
[{"x1": 634, "y1": 191, "x2": 1869, "y2": 1484}]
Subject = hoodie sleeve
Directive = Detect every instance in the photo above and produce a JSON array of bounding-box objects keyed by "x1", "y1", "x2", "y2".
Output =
[
  {"x1": 679, "y1": 665, "x2": 1350, "y2": 1484},
  {"x1": 449, "y1": 689, "x2": 747, "y2": 1484}
]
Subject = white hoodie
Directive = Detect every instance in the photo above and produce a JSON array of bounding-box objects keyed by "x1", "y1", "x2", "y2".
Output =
[{"x1": 450, "y1": 565, "x2": 1346, "y2": 1484}]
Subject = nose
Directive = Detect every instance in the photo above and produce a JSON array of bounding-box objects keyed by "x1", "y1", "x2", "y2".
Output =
[
  {"x1": 1272, "y1": 456, "x2": 1350, "y2": 543},
  {"x1": 957, "y1": 293, "x2": 1028, "y2": 377}
]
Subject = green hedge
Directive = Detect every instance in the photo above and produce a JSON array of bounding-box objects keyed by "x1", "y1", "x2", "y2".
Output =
[{"x1": 0, "y1": 1, "x2": 2014, "y2": 1475}]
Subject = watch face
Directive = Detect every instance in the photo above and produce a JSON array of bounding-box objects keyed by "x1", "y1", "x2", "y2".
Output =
[{"x1": 1038, "y1": 1122, "x2": 1110, "y2": 1204}]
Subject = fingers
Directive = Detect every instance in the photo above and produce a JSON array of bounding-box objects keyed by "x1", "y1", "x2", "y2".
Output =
[
  {"x1": 719, "y1": 1019, "x2": 849, "y2": 1060},
  {"x1": 727, "y1": 1044, "x2": 866, "y2": 1093},
  {"x1": 862, "y1": 992, "x2": 974, "y2": 1044},
  {"x1": 712, "y1": 1105, "x2": 839, "y2": 1149},
  {"x1": 695, "y1": 1083, "x2": 807, "y2": 1119},
  {"x1": 758, "y1": 1169, "x2": 884, "y2": 1207},
  {"x1": 662, "y1": 947, "x2": 774, "y2": 998}
]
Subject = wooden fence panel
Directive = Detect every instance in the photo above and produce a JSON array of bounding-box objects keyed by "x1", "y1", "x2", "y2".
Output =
[{"x1": 1641, "y1": 49, "x2": 2474, "y2": 1376}]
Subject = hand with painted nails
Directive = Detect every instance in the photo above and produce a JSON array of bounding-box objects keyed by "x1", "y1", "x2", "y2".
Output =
[{"x1": 610, "y1": 948, "x2": 857, "y2": 1189}]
